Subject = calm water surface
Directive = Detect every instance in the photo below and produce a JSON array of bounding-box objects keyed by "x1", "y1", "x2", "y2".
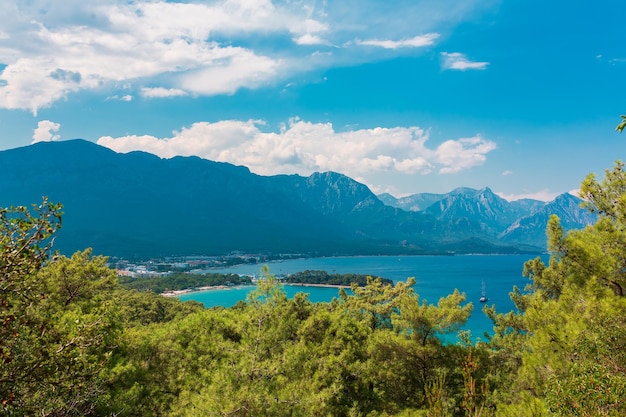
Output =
[{"x1": 177, "y1": 254, "x2": 546, "y2": 340}]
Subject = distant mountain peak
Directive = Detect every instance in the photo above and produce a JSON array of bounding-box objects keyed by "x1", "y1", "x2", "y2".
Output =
[{"x1": 0, "y1": 140, "x2": 587, "y2": 257}]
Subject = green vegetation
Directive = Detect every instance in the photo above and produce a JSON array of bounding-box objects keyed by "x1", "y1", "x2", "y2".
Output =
[
  {"x1": 119, "y1": 272, "x2": 252, "y2": 293},
  {"x1": 283, "y1": 269, "x2": 394, "y2": 286},
  {"x1": 3, "y1": 145, "x2": 626, "y2": 415},
  {"x1": 617, "y1": 115, "x2": 626, "y2": 133},
  {"x1": 118, "y1": 269, "x2": 390, "y2": 295}
]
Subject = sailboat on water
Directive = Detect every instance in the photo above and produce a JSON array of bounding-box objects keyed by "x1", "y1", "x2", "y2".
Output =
[{"x1": 479, "y1": 280, "x2": 488, "y2": 303}]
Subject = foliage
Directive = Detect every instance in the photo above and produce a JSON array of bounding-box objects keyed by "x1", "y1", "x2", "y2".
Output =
[
  {"x1": 7, "y1": 139, "x2": 626, "y2": 417},
  {"x1": 119, "y1": 271, "x2": 251, "y2": 293},
  {"x1": 484, "y1": 159, "x2": 626, "y2": 415},
  {"x1": 617, "y1": 114, "x2": 626, "y2": 133},
  {"x1": 283, "y1": 269, "x2": 393, "y2": 286},
  {"x1": 545, "y1": 315, "x2": 626, "y2": 416},
  {"x1": 0, "y1": 200, "x2": 121, "y2": 416}
]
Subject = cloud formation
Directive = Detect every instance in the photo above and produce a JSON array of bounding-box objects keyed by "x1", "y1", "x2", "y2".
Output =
[
  {"x1": 97, "y1": 119, "x2": 496, "y2": 190},
  {"x1": 441, "y1": 52, "x2": 489, "y2": 70},
  {"x1": 0, "y1": 0, "x2": 492, "y2": 113},
  {"x1": 495, "y1": 190, "x2": 560, "y2": 202},
  {"x1": 0, "y1": 1, "x2": 307, "y2": 113},
  {"x1": 32, "y1": 120, "x2": 61, "y2": 143},
  {"x1": 141, "y1": 87, "x2": 187, "y2": 99},
  {"x1": 357, "y1": 34, "x2": 440, "y2": 49}
]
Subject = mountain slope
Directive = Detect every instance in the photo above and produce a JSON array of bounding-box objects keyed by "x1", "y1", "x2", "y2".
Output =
[
  {"x1": 423, "y1": 187, "x2": 519, "y2": 234},
  {"x1": 500, "y1": 193, "x2": 597, "y2": 247},
  {"x1": 4, "y1": 140, "x2": 491, "y2": 257},
  {"x1": 0, "y1": 140, "x2": 570, "y2": 257},
  {"x1": 0, "y1": 140, "x2": 361, "y2": 257},
  {"x1": 378, "y1": 192, "x2": 448, "y2": 212}
]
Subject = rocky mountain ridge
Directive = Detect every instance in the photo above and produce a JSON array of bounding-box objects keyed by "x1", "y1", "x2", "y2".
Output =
[
  {"x1": 0, "y1": 139, "x2": 594, "y2": 257},
  {"x1": 378, "y1": 188, "x2": 594, "y2": 248}
]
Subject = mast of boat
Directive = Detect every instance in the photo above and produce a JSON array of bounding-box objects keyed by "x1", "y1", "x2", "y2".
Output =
[{"x1": 480, "y1": 279, "x2": 487, "y2": 302}]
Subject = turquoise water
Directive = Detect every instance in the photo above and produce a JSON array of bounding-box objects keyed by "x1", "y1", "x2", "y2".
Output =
[
  {"x1": 177, "y1": 254, "x2": 546, "y2": 340},
  {"x1": 177, "y1": 284, "x2": 349, "y2": 306}
]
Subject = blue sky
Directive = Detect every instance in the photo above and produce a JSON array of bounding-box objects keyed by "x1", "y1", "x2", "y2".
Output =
[{"x1": 0, "y1": 0, "x2": 624, "y2": 201}]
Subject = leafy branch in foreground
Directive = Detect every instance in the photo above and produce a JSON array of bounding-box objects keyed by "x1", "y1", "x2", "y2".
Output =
[
  {"x1": 617, "y1": 114, "x2": 626, "y2": 133},
  {"x1": 0, "y1": 200, "x2": 124, "y2": 416}
]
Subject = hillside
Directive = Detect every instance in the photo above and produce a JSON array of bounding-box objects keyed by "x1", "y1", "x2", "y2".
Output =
[
  {"x1": 379, "y1": 188, "x2": 595, "y2": 248},
  {"x1": 0, "y1": 140, "x2": 586, "y2": 257}
]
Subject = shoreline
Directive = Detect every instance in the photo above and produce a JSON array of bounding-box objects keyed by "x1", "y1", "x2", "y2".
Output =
[
  {"x1": 283, "y1": 282, "x2": 351, "y2": 289},
  {"x1": 162, "y1": 282, "x2": 351, "y2": 297},
  {"x1": 162, "y1": 285, "x2": 242, "y2": 297}
]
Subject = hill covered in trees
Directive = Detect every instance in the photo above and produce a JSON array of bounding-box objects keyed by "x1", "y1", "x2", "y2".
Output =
[
  {"x1": 2, "y1": 158, "x2": 626, "y2": 416},
  {"x1": 0, "y1": 139, "x2": 593, "y2": 258}
]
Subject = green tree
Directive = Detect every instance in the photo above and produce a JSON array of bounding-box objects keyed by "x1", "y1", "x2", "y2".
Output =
[
  {"x1": 365, "y1": 288, "x2": 473, "y2": 414},
  {"x1": 1, "y1": 201, "x2": 121, "y2": 416},
  {"x1": 340, "y1": 276, "x2": 416, "y2": 330},
  {"x1": 545, "y1": 315, "x2": 626, "y2": 416},
  {"x1": 170, "y1": 266, "x2": 316, "y2": 417},
  {"x1": 1, "y1": 199, "x2": 62, "y2": 413},
  {"x1": 487, "y1": 159, "x2": 626, "y2": 415}
]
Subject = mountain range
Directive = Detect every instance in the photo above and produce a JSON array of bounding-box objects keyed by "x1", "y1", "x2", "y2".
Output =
[{"x1": 0, "y1": 139, "x2": 595, "y2": 258}]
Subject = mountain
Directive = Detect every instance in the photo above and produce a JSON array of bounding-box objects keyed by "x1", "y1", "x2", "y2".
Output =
[
  {"x1": 0, "y1": 140, "x2": 588, "y2": 258},
  {"x1": 1, "y1": 140, "x2": 520, "y2": 258},
  {"x1": 378, "y1": 192, "x2": 448, "y2": 212},
  {"x1": 0, "y1": 140, "x2": 357, "y2": 257},
  {"x1": 500, "y1": 193, "x2": 597, "y2": 247},
  {"x1": 422, "y1": 187, "x2": 523, "y2": 234},
  {"x1": 380, "y1": 188, "x2": 542, "y2": 219},
  {"x1": 378, "y1": 188, "x2": 594, "y2": 248}
]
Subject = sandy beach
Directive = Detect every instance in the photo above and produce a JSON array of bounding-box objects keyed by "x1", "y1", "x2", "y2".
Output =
[
  {"x1": 162, "y1": 282, "x2": 351, "y2": 297},
  {"x1": 284, "y1": 282, "x2": 351, "y2": 289},
  {"x1": 162, "y1": 285, "x2": 231, "y2": 297}
]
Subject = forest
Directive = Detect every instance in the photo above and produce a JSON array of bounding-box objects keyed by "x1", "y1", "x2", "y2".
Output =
[
  {"x1": 2, "y1": 158, "x2": 626, "y2": 416},
  {"x1": 282, "y1": 270, "x2": 394, "y2": 287},
  {"x1": 118, "y1": 272, "x2": 253, "y2": 294}
]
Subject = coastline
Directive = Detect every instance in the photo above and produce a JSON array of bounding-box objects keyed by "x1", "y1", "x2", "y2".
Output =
[
  {"x1": 284, "y1": 282, "x2": 351, "y2": 289},
  {"x1": 162, "y1": 282, "x2": 351, "y2": 297},
  {"x1": 162, "y1": 285, "x2": 242, "y2": 297}
]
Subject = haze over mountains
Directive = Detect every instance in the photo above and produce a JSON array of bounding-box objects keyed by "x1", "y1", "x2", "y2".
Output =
[{"x1": 0, "y1": 140, "x2": 595, "y2": 258}]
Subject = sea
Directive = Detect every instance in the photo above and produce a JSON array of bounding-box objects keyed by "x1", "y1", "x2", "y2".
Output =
[{"x1": 177, "y1": 254, "x2": 547, "y2": 341}]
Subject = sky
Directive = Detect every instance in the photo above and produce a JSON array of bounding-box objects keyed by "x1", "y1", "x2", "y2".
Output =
[{"x1": 0, "y1": 0, "x2": 624, "y2": 201}]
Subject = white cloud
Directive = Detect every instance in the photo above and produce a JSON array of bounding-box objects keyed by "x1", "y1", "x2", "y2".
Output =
[
  {"x1": 141, "y1": 87, "x2": 187, "y2": 98},
  {"x1": 293, "y1": 34, "x2": 326, "y2": 46},
  {"x1": 32, "y1": 120, "x2": 61, "y2": 143},
  {"x1": 106, "y1": 94, "x2": 134, "y2": 101},
  {"x1": 502, "y1": 170, "x2": 513, "y2": 176},
  {"x1": 0, "y1": 1, "x2": 310, "y2": 113},
  {"x1": 441, "y1": 52, "x2": 489, "y2": 71},
  {"x1": 97, "y1": 118, "x2": 496, "y2": 190},
  {"x1": 0, "y1": 0, "x2": 496, "y2": 113},
  {"x1": 178, "y1": 50, "x2": 280, "y2": 95},
  {"x1": 435, "y1": 136, "x2": 496, "y2": 173},
  {"x1": 495, "y1": 190, "x2": 560, "y2": 202},
  {"x1": 357, "y1": 33, "x2": 440, "y2": 49}
]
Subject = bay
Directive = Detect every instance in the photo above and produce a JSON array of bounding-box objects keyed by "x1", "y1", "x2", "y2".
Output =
[{"x1": 177, "y1": 254, "x2": 545, "y2": 340}]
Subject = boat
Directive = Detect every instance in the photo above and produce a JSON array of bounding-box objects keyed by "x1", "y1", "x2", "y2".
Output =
[{"x1": 479, "y1": 280, "x2": 488, "y2": 303}]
